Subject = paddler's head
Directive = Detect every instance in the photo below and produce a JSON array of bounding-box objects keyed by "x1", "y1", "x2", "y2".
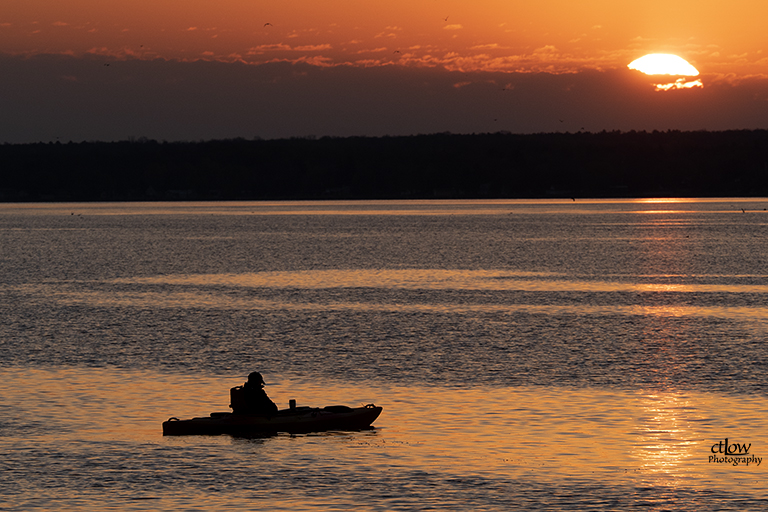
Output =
[{"x1": 248, "y1": 372, "x2": 265, "y2": 387}]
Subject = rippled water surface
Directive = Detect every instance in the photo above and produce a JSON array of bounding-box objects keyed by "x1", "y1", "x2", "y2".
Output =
[{"x1": 2, "y1": 199, "x2": 768, "y2": 510}]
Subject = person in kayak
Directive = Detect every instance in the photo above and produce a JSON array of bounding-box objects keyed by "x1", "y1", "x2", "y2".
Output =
[{"x1": 230, "y1": 372, "x2": 278, "y2": 415}]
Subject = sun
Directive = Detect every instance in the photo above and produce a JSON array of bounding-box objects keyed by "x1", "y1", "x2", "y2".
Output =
[
  {"x1": 628, "y1": 54, "x2": 703, "y2": 91},
  {"x1": 628, "y1": 54, "x2": 699, "y2": 76}
]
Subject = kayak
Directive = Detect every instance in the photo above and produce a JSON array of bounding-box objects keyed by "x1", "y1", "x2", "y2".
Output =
[{"x1": 162, "y1": 404, "x2": 382, "y2": 436}]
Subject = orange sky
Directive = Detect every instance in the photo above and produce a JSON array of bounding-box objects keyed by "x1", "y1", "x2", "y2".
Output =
[
  {"x1": 2, "y1": 1, "x2": 768, "y2": 142},
  {"x1": 3, "y1": 0, "x2": 768, "y2": 76}
]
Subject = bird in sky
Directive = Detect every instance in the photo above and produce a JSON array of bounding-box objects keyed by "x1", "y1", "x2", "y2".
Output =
[{"x1": 264, "y1": 22, "x2": 273, "y2": 27}]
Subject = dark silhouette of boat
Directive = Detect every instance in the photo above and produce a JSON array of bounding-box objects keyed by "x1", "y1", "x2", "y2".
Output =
[{"x1": 162, "y1": 404, "x2": 383, "y2": 436}]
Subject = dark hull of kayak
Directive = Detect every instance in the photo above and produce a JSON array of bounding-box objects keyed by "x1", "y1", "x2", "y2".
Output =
[{"x1": 162, "y1": 405, "x2": 382, "y2": 436}]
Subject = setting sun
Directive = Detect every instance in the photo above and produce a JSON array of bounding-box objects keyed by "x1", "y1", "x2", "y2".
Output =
[
  {"x1": 628, "y1": 54, "x2": 702, "y2": 91},
  {"x1": 628, "y1": 54, "x2": 699, "y2": 76}
]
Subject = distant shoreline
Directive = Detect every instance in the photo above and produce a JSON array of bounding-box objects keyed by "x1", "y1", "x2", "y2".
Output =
[{"x1": 2, "y1": 130, "x2": 767, "y2": 202}]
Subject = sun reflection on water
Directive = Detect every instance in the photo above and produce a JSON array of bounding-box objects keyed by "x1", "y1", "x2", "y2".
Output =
[{"x1": 630, "y1": 392, "x2": 704, "y2": 484}]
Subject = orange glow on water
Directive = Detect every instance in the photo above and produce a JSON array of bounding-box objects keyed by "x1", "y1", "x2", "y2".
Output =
[{"x1": 3, "y1": 366, "x2": 767, "y2": 494}]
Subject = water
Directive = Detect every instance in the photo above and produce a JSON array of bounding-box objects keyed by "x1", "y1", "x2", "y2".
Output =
[{"x1": 2, "y1": 199, "x2": 768, "y2": 510}]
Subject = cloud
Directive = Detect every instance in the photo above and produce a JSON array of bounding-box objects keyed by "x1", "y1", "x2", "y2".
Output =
[
  {"x1": 0, "y1": 41, "x2": 633, "y2": 74},
  {"x1": 654, "y1": 78, "x2": 703, "y2": 91},
  {"x1": 248, "y1": 44, "x2": 292, "y2": 54},
  {"x1": 291, "y1": 55, "x2": 335, "y2": 67},
  {"x1": 356, "y1": 47, "x2": 388, "y2": 54},
  {"x1": 247, "y1": 43, "x2": 332, "y2": 55},
  {"x1": 351, "y1": 59, "x2": 386, "y2": 67},
  {"x1": 443, "y1": 24, "x2": 463, "y2": 30},
  {"x1": 294, "y1": 44, "x2": 332, "y2": 52},
  {"x1": 85, "y1": 46, "x2": 142, "y2": 59},
  {"x1": 533, "y1": 45, "x2": 559, "y2": 56},
  {"x1": 470, "y1": 44, "x2": 507, "y2": 50},
  {"x1": 1, "y1": 53, "x2": 767, "y2": 143}
]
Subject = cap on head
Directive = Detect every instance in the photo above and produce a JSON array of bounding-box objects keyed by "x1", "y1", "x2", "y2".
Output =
[{"x1": 248, "y1": 372, "x2": 265, "y2": 385}]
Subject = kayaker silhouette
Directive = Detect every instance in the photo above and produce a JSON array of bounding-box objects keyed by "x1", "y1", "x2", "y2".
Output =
[{"x1": 230, "y1": 372, "x2": 278, "y2": 415}]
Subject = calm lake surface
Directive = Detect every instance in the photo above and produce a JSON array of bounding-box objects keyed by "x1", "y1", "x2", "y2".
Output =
[{"x1": 2, "y1": 198, "x2": 768, "y2": 510}]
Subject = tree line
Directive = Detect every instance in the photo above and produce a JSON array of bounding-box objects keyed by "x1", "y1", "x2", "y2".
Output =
[{"x1": 1, "y1": 130, "x2": 768, "y2": 201}]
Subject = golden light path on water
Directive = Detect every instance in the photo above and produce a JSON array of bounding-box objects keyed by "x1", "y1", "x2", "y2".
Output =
[
  {"x1": 19, "y1": 269, "x2": 768, "y2": 323},
  {"x1": 19, "y1": 285, "x2": 768, "y2": 321},
  {"x1": 1, "y1": 367, "x2": 766, "y2": 498},
  {"x1": 110, "y1": 269, "x2": 768, "y2": 295}
]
